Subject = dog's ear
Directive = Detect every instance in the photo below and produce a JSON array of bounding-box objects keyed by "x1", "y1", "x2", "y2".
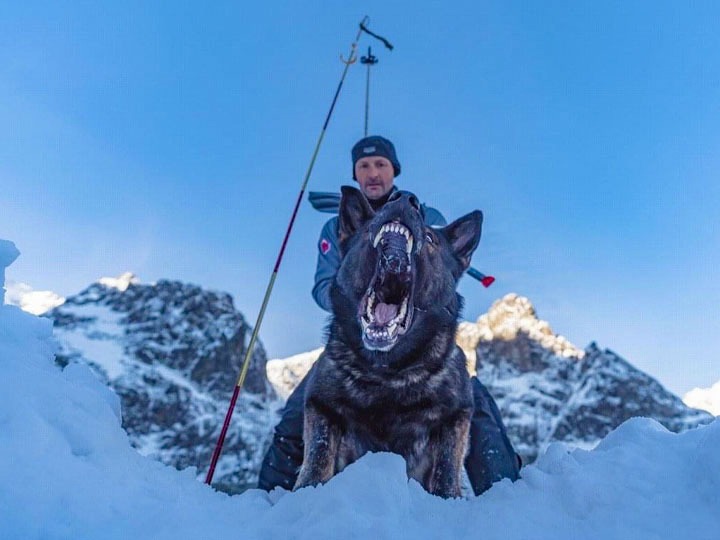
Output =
[
  {"x1": 338, "y1": 185, "x2": 374, "y2": 244},
  {"x1": 442, "y1": 210, "x2": 483, "y2": 274}
]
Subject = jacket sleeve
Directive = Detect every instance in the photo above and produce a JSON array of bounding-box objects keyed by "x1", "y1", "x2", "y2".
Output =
[{"x1": 311, "y1": 217, "x2": 340, "y2": 312}]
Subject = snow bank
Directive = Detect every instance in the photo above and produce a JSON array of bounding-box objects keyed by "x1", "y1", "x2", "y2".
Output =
[
  {"x1": 1, "y1": 239, "x2": 719, "y2": 540},
  {"x1": 1, "y1": 239, "x2": 20, "y2": 305}
]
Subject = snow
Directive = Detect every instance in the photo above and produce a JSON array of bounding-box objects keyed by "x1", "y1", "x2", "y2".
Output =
[
  {"x1": 685, "y1": 381, "x2": 720, "y2": 416},
  {"x1": 266, "y1": 347, "x2": 322, "y2": 398},
  {"x1": 0, "y1": 240, "x2": 20, "y2": 305},
  {"x1": 4, "y1": 279, "x2": 65, "y2": 315},
  {"x1": 98, "y1": 271, "x2": 140, "y2": 292},
  {"x1": 2, "y1": 241, "x2": 720, "y2": 540},
  {"x1": 53, "y1": 302, "x2": 127, "y2": 380}
]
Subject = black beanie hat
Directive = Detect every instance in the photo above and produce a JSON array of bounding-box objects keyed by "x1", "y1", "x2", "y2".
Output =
[{"x1": 351, "y1": 135, "x2": 401, "y2": 180}]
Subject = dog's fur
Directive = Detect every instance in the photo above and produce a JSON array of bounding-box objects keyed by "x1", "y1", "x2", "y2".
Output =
[{"x1": 294, "y1": 187, "x2": 483, "y2": 498}]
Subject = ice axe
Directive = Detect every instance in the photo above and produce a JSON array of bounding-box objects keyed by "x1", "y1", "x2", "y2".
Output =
[{"x1": 309, "y1": 191, "x2": 496, "y2": 288}]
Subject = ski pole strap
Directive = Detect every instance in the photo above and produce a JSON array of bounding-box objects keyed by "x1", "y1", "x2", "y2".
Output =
[
  {"x1": 308, "y1": 191, "x2": 494, "y2": 286},
  {"x1": 360, "y1": 21, "x2": 394, "y2": 50}
]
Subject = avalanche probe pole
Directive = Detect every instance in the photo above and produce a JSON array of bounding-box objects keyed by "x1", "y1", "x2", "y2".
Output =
[
  {"x1": 361, "y1": 47, "x2": 378, "y2": 136},
  {"x1": 204, "y1": 18, "x2": 369, "y2": 487}
]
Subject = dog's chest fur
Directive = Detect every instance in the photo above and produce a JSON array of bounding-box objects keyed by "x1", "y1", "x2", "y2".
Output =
[{"x1": 321, "y1": 349, "x2": 470, "y2": 473}]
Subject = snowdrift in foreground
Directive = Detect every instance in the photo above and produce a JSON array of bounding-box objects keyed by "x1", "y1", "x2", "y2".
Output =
[{"x1": 2, "y1": 240, "x2": 719, "y2": 540}]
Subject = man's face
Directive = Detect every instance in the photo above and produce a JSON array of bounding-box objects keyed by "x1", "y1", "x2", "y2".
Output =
[{"x1": 355, "y1": 156, "x2": 395, "y2": 200}]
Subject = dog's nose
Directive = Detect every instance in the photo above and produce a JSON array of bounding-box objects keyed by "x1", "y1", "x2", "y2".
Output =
[
  {"x1": 389, "y1": 191, "x2": 421, "y2": 212},
  {"x1": 382, "y1": 252, "x2": 405, "y2": 273}
]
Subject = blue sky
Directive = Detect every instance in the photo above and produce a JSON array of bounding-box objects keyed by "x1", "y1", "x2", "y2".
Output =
[{"x1": 1, "y1": 1, "x2": 718, "y2": 396}]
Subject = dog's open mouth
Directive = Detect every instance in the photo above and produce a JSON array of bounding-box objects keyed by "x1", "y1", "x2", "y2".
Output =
[{"x1": 359, "y1": 220, "x2": 415, "y2": 351}]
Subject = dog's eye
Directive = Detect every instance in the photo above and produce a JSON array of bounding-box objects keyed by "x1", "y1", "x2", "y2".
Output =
[{"x1": 425, "y1": 232, "x2": 434, "y2": 245}]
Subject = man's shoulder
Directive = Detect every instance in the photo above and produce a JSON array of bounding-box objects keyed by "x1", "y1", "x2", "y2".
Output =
[
  {"x1": 394, "y1": 188, "x2": 446, "y2": 227},
  {"x1": 421, "y1": 204, "x2": 447, "y2": 227},
  {"x1": 321, "y1": 215, "x2": 339, "y2": 233}
]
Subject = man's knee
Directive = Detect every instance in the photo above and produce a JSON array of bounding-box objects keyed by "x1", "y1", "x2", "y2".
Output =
[
  {"x1": 257, "y1": 371, "x2": 310, "y2": 491},
  {"x1": 465, "y1": 376, "x2": 521, "y2": 495}
]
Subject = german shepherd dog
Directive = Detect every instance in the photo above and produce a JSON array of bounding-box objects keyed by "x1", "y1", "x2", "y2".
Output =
[{"x1": 295, "y1": 187, "x2": 483, "y2": 498}]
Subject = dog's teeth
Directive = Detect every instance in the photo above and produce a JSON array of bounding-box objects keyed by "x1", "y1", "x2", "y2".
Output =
[
  {"x1": 406, "y1": 237, "x2": 413, "y2": 254},
  {"x1": 388, "y1": 323, "x2": 397, "y2": 335},
  {"x1": 377, "y1": 224, "x2": 393, "y2": 245},
  {"x1": 373, "y1": 230, "x2": 383, "y2": 247},
  {"x1": 399, "y1": 298, "x2": 407, "y2": 319}
]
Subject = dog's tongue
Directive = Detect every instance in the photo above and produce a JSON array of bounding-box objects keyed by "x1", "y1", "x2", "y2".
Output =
[{"x1": 374, "y1": 302, "x2": 398, "y2": 325}]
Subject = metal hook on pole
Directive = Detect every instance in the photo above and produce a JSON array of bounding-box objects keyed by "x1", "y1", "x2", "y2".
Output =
[{"x1": 339, "y1": 15, "x2": 369, "y2": 65}]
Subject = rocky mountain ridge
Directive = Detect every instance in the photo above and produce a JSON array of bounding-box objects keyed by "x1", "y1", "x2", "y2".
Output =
[
  {"x1": 460, "y1": 293, "x2": 713, "y2": 461},
  {"x1": 48, "y1": 273, "x2": 280, "y2": 493}
]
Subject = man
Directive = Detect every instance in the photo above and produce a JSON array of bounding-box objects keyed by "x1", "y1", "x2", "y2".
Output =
[
  {"x1": 312, "y1": 135, "x2": 445, "y2": 311},
  {"x1": 258, "y1": 135, "x2": 520, "y2": 495}
]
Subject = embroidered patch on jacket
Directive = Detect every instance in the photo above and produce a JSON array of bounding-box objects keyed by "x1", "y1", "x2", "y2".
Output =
[{"x1": 320, "y1": 238, "x2": 331, "y2": 255}]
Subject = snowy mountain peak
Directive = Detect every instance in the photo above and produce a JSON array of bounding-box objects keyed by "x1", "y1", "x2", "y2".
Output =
[
  {"x1": 684, "y1": 380, "x2": 720, "y2": 416},
  {"x1": 98, "y1": 271, "x2": 139, "y2": 291},
  {"x1": 4, "y1": 280, "x2": 66, "y2": 315},
  {"x1": 463, "y1": 297, "x2": 714, "y2": 461},
  {"x1": 48, "y1": 276, "x2": 281, "y2": 492},
  {"x1": 457, "y1": 293, "x2": 584, "y2": 372}
]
